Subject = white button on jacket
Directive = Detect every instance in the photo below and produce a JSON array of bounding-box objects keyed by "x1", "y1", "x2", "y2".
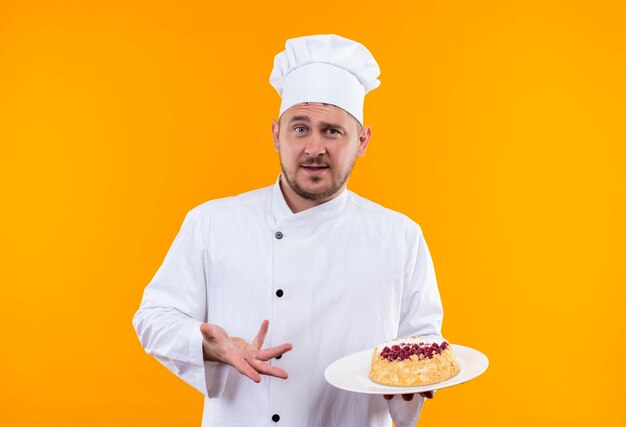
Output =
[{"x1": 133, "y1": 176, "x2": 445, "y2": 427}]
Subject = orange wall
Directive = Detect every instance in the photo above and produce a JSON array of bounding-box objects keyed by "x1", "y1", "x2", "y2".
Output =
[{"x1": 1, "y1": 0, "x2": 624, "y2": 425}]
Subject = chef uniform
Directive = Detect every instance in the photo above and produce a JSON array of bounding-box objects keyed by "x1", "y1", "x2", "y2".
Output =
[{"x1": 133, "y1": 35, "x2": 445, "y2": 427}]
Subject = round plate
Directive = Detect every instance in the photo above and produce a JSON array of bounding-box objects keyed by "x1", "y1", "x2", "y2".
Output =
[{"x1": 324, "y1": 344, "x2": 488, "y2": 394}]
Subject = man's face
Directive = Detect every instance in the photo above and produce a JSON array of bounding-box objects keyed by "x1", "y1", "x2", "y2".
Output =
[{"x1": 272, "y1": 103, "x2": 371, "y2": 203}]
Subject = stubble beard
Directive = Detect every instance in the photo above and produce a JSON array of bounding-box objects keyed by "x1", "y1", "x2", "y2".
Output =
[{"x1": 280, "y1": 157, "x2": 356, "y2": 202}]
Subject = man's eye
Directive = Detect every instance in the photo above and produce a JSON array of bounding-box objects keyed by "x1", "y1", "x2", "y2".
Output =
[
  {"x1": 294, "y1": 126, "x2": 306, "y2": 133},
  {"x1": 325, "y1": 129, "x2": 340, "y2": 135}
]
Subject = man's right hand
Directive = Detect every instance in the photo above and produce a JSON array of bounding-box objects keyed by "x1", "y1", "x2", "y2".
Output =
[{"x1": 200, "y1": 320, "x2": 293, "y2": 383}]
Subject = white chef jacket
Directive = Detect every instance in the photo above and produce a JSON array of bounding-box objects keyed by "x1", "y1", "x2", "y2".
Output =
[{"x1": 133, "y1": 176, "x2": 445, "y2": 427}]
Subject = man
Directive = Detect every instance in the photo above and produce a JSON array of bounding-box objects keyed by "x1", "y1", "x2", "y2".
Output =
[{"x1": 133, "y1": 34, "x2": 445, "y2": 427}]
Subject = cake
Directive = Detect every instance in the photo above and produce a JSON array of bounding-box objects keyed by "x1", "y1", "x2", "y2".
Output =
[{"x1": 369, "y1": 337, "x2": 459, "y2": 386}]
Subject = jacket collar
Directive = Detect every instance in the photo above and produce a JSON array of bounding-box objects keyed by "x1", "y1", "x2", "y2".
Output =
[{"x1": 271, "y1": 174, "x2": 349, "y2": 227}]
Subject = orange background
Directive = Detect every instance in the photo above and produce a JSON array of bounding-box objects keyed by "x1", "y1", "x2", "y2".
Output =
[{"x1": 1, "y1": 0, "x2": 625, "y2": 426}]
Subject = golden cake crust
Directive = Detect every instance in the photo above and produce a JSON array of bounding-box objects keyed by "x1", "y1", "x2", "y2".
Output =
[{"x1": 368, "y1": 338, "x2": 459, "y2": 386}]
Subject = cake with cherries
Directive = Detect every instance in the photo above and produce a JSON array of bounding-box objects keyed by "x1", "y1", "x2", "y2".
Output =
[{"x1": 369, "y1": 337, "x2": 459, "y2": 386}]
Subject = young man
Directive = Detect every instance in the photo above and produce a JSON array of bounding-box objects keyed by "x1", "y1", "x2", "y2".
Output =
[{"x1": 134, "y1": 34, "x2": 444, "y2": 427}]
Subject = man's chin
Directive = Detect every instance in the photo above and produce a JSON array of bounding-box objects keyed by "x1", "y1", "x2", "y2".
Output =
[
  {"x1": 281, "y1": 169, "x2": 344, "y2": 202},
  {"x1": 295, "y1": 177, "x2": 327, "y2": 190},
  {"x1": 300, "y1": 182, "x2": 327, "y2": 193},
  {"x1": 300, "y1": 188, "x2": 330, "y2": 200},
  {"x1": 293, "y1": 182, "x2": 337, "y2": 201}
]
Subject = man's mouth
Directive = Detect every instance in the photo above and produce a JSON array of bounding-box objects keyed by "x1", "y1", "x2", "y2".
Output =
[{"x1": 301, "y1": 165, "x2": 329, "y2": 173}]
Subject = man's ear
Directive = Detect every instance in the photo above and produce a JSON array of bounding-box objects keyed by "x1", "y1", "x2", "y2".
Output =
[
  {"x1": 356, "y1": 125, "x2": 372, "y2": 158},
  {"x1": 272, "y1": 120, "x2": 280, "y2": 152}
]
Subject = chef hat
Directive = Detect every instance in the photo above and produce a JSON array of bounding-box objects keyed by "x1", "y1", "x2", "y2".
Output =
[{"x1": 269, "y1": 34, "x2": 381, "y2": 125}]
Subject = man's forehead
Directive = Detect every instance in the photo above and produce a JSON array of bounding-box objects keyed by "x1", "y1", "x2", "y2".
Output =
[{"x1": 281, "y1": 102, "x2": 354, "y2": 123}]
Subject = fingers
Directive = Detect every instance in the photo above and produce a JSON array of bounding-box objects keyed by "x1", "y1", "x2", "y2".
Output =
[
  {"x1": 252, "y1": 320, "x2": 269, "y2": 349},
  {"x1": 230, "y1": 352, "x2": 289, "y2": 382},
  {"x1": 249, "y1": 358, "x2": 289, "y2": 380},
  {"x1": 205, "y1": 321, "x2": 293, "y2": 383},
  {"x1": 383, "y1": 393, "x2": 425, "y2": 401},
  {"x1": 230, "y1": 356, "x2": 262, "y2": 383},
  {"x1": 256, "y1": 343, "x2": 293, "y2": 361}
]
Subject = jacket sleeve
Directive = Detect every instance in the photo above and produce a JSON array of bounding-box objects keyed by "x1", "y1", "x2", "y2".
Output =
[
  {"x1": 132, "y1": 209, "x2": 228, "y2": 398},
  {"x1": 388, "y1": 221, "x2": 444, "y2": 426}
]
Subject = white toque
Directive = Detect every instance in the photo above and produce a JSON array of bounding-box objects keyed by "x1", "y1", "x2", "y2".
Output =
[{"x1": 269, "y1": 34, "x2": 381, "y2": 125}]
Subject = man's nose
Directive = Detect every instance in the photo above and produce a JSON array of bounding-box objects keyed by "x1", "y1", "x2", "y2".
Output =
[{"x1": 304, "y1": 133, "x2": 326, "y2": 157}]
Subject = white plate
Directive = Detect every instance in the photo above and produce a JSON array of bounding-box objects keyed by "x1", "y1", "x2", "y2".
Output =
[{"x1": 324, "y1": 344, "x2": 488, "y2": 394}]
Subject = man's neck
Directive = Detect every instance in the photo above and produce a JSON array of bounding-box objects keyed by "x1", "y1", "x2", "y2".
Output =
[{"x1": 278, "y1": 177, "x2": 345, "y2": 214}]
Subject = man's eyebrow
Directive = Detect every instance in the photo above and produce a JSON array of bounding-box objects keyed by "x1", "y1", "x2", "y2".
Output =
[
  {"x1": 288, "y1": 115, "x2": 311, "y2": 123},
  {"x1": 287, "y1": 116, "x2": 347, "y2": 132}
]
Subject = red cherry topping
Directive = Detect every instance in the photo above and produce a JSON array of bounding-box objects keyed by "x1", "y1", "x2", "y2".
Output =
[{"x1": 379, "y1": 340, "x2": 450, "y2": 362}]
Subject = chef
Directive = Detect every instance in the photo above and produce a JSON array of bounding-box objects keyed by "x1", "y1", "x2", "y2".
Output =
[{"x1": 133, "y1": 34, "x2": 445, "y2": 427}]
